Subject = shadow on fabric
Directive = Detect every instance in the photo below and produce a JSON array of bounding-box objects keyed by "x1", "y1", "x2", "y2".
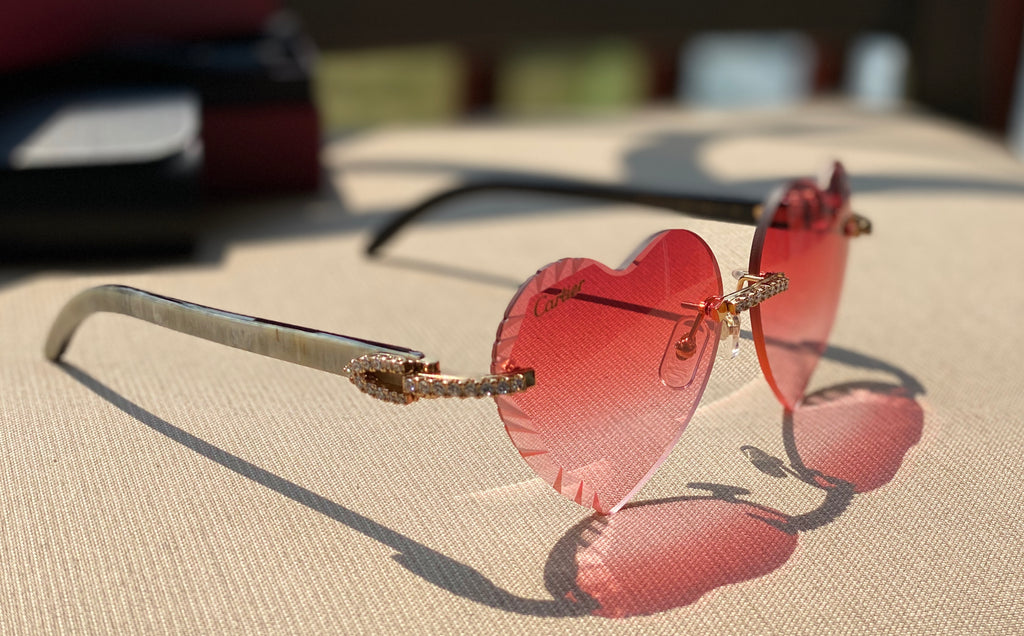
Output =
[{"x1": 58, "y1": 340, "x2": 924, "y2": 619}]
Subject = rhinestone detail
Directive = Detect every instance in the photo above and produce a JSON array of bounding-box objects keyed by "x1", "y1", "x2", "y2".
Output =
[
  {"x1": 345, "y1": 353, "x2": 535, "y2": 405},
  {"x1": 344, "y1": 353, "x2": 432, "y2": 405},
  {"x1": 720, "y1": 272, "x2": 789, "y2": 315},
  {"x1": 407, "y1": 370, "x2": 535, "y2": 400}
]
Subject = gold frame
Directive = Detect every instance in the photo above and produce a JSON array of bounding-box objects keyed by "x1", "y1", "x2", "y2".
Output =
[
  {"x1": 45, "y1": 264, "x2": 790, "y2": 406},
  {"x1": 44, "y1": 273, "x2": 790, "y2": 405}
]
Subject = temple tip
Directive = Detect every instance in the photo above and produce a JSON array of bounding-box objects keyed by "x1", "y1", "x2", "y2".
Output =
[
  {"x1": 365, "y1": 236, "x2": 385, "y2": 257},
  {"x1": 43, "y1": 338, "x2": 66, "y2": 362}
]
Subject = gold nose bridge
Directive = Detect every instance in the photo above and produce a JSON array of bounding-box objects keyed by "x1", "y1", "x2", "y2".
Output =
[
  {"x1": 674, "y1": 272, "x2": 789, "y2": 360},
  {"x1": 714, "y1": 272, "x2": 789, "y2": 319}
]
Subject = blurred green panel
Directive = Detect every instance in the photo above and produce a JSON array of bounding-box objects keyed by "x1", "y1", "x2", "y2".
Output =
[
  {"x1": 499, "y1": 39, "x2": 649, "y2": 116},
  {"x1": 314, "y1": 39, "x2": 650, "y2": 129},
  {"x1": 315, "y1": 45, "x2": 461, "y2": 130}
]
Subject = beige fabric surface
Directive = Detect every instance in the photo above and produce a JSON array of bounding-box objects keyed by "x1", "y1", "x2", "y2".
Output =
[{"x1": 3, "y1": 103, "x2": 1023, "y2": 633}]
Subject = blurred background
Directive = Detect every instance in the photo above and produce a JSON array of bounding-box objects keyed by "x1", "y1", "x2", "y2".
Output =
[
  {"x1": 2, "y1": 0, "x2": 1023, "y2": 259},
  {"x1": 303, "y1": 1, "x2": 1024, "y2": 134}
]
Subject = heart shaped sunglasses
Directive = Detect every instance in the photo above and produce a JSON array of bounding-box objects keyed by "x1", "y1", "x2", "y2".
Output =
[{"x1": 46, "y1": 162, "x2": 870, "y2": 514}]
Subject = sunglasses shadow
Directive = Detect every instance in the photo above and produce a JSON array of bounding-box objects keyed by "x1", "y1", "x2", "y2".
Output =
[
  {"x1": 542, "y1": 361, "x2": 925, "y2": 618},
  {"x1": 57, "y1": 340, "x2": 925, "y2": 620},
  {"x1": 56, "y1": 361, "x2": 582, "y2": 618}
]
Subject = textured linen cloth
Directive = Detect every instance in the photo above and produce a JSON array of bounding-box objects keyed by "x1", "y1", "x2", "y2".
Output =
[{"x1": 2, "y1": 103, "x2": 1022, "y2": 633}]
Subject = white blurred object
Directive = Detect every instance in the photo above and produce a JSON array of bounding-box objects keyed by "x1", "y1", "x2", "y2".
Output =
[
  {"x1": 845, "y1": 33, "x2": 909, "y2": 109},
  {"x1": 1008, "y1": 24, "x2": 1024, "y2": 159},
  {"x1": 680, "y1": 32, "x2": 816, "y2": 108}
]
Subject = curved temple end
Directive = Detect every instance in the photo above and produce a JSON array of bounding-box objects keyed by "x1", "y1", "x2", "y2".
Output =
[
  {"x1": 45, "y1": 334, "x2": 72, "y2": 362},
  {"x1": 365, "y1": 184, "x2": 491, "y2": 257},
  {"x1": 42, "y1": 285, "x2": 426, "y2": 378},
  {"x1": 44, "y1": 286, "x2": 116, "y2": 362},
  {"x1": 45, "y1": 323, "x2": 69, "y2": 361}
]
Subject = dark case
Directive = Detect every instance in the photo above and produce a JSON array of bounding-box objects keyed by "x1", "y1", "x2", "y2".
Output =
[{"x1": 0, "y1": 15, "x2": 319, "y2": 259}]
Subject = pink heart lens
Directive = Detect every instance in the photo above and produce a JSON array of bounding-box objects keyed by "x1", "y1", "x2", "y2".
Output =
[
  {"x1": 750, "y1": 163, "x2": 852, "y2": 409},
  {"x1": 491, "y1": 230, "x2": 722, "y2": 513}
]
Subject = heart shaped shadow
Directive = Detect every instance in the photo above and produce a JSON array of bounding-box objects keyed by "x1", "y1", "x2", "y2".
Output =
[{"x1": 543, "y1": 381, "x2": 924, "y2": 618}]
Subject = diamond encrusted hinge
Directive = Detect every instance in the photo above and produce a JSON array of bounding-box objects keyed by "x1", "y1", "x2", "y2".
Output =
[
  {"x1": 344, "y1": 354, "x2": 440, "y2": 405},
  {"x1": 845, "y1": 213, "x2": 872, "y2": 237},
  {"x1": 344, "y1": 353, "x2": 535, "y2": 404},
  {"x1": 713, "y1": 272, "x2": 789, "y2": 319},
  {"x1": 404, "y1": 369, "x2": 536, "y2": 401}
]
